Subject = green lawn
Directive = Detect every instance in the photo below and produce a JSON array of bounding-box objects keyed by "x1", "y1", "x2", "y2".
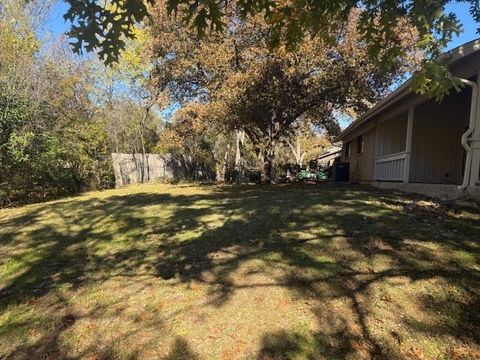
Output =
[{"x1": 0, "y1": 183, "x2": 479, "y2": 359}]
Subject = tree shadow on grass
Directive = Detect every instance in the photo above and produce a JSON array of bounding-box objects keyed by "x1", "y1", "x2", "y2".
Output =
[
  {"x1": 162, "y1": 337, "x2": 200, "y2": 360},
  {"x1": 0, "y1": 183, "x2": 479, "y2": 358}
]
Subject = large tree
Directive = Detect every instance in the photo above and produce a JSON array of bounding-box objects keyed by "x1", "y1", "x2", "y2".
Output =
[
  {"x1": 284, "y1": 121, "x2": 332, "y2": 168},
  {"x1": 90, "y1": 26, "x2": 162, "y2": 183},
  {"x1": 62, "y1": 0, "x2": 479, "y2": 96},
  {"x1": 147, "y1": 5, "x2": 419, "y2": 182},
  {"x1": 156, "y1": 102, "x2": 232, "y2": 181}
]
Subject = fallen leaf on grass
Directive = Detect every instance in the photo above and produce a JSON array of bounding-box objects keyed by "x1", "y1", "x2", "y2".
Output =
[{"x1": 406, "y1": 346, "x2": 424, "y2": 359}]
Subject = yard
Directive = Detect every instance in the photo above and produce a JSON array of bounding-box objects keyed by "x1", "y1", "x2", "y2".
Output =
[{"x1": 0, "y1": 183, "x2": 479, "y2": 359}]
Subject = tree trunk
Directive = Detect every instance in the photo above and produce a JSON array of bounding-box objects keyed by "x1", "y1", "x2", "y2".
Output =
[
  {"x1": 256, "y1": 150, "x2": 266, "y2": 183},
  {"x1": 235, "y1": 129, "x2": 245, "y2": 183},
  {"x1": 287, "y1": 138, "x2": 305, "y2": 167},
  {"x1": 139, "y1": 109, "x2": 150, "y2": 183},
  {"x1": 235, "y1": 129, "x2": 245, "y2": 168},
  {"x1": 215, "y1": 144, "x2": 230, "y2": 182},
  {"x1": 263, "y1": 123, "x2": 278, "y2": 183},
  {"x1": 260, "y1": 136, "x2": 277, "y2": 184},
  {"x1": 263, "y1": 148, "x2": 276, "y2": 183},
  {"x1": 222, "y1": 144, "x2": 230, "y2": 181},
  {"x1": 113, "y1": 126, "x2": 119, "y2": 153}
]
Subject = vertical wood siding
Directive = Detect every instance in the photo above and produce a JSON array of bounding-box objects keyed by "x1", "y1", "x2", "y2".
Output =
[
  {"x1": 410, "y1": 88, "x2": 471, "y2": 185},
  {"x1": 375, "y1": 112, "x2": 408, "y2": 157}
]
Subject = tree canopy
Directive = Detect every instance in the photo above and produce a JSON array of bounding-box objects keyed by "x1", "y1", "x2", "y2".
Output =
[
  {"x1": 148, "y1": 3, "x2": 420, "y2": 181},
  {"x1": 62, "y1": 0, "x2": 479, "y2": 94},
  {"x1": 0, "y1": 0, "x2": 163, "y2": 204},
  {"x1": 2, "y1": 0, "x2": 478, "y2": 195}
]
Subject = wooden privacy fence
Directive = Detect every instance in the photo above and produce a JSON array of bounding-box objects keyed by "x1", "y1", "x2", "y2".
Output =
[{"x1": 111, "y1": 153, "x2": 211, "y2": 188}]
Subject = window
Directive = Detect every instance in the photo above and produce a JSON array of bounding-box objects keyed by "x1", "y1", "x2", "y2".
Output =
[
  {"x1": 344, "y1": 142, "x2": 351, "y2": 158},
  {"x1": 357, "y1": 135, "x2": 364, "y2": 154}
]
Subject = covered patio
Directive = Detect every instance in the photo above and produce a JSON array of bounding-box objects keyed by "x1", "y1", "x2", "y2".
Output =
[
  {"x1": 337, "y1": 39, "x2": 480, "y2": 199},
  {"x1": 373, "y1": 82, "x2": 477, "y2": 188}
]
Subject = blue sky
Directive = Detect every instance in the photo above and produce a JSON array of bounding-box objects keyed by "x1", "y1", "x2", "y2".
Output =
[
  {"x1": 42, "y1": 1, "x2": 479, "y2": 126},
  {"x1": 41, "y1": 1, "x2": 69, "y2": 38},
  {"x1": 44, "y1": 1, "x2": 479, "y2": 51},
  {"x1": 445, "y1": 2, "x2": 479, "y2": 49}
]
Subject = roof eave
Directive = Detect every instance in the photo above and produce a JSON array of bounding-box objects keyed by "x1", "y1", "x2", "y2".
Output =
[
  {"x1": 334, "y1": 38, "x2": 480, "y2": 143},
  {"x1": 334, "y1": 80, "x2": 411, "y2": 142}
]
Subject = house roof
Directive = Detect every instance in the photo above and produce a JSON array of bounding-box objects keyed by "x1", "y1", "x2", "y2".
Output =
[
  {"x1": 335, "y1": 38, "x2": 480, "y2": 142},
  {"x1": 315, "y1": 146, "x2": 342, "y2": 160}
]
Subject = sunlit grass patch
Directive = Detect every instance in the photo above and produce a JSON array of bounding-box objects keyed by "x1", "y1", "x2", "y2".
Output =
[{"x1": 0, "y1": 183, "x2": 479, "y2": 359}]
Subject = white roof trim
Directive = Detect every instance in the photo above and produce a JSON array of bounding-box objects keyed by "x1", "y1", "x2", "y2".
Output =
[{"x1": 335, "y1": 38, "x2": 480, "y2": 142}]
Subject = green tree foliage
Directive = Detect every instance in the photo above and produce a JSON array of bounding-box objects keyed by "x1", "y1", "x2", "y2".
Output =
[
  {"x1": 0, "y1": 1, "x2": 113, "y2": 204},
  {"x1": 155, "y1": 102, "x2": 233, "y2": 181},
  {"x1": 64, "y1": 0, "x2": 154, "y2": 64},
  {"x1": 63, "y1": 0, "x2": 479, "y2": 95},
  {"x1": 101, "y1": 98, "x2": 160, "y2": 155},
  {"x1": 0, "y1": 1, "x2": 166, "y2": 205},
  {"x1": 90, "y1": 27, "x2": 162, "y2": 177},
  {"x1": 0, "y1": 41, "x2": 114, "y2": 203}
]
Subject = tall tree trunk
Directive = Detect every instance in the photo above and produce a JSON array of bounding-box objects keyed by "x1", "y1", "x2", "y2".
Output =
[
  {"x1": 257, "y1": 150, "x2": 266, "y2": 183},
  {"x1": 287, "y1": 138, "x2": 304, "y2": 166},
  {"x1": 222, "y1": 144, "x2": 230, "y2": 181},
  {"x1": 235, "y1": 129, "x2": 245, "y2": 183},
  {"x1": 261, "y1": 134, "x2": 277, "y2": 184},
  {"x1": 264, "y1": 123, "x2": 278, "y2": 184},
  {"x1": 235, "y1": 129, "x2": 245, "y2": 168},
  {"x1": 214, "y1": 144, "x2": 230, "y2": 182},
  {"x1": 139, "y1": 108, "x2": 150, "y2": 183},
  {"x1": 113, "y1": 126, "x2": 119, "y2": 153},
  {"x1": 263, "y1": 147, "x2": 276, "y2": 183}
]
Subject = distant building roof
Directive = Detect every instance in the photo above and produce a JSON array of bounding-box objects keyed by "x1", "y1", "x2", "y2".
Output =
[{"x1": 316, "y1": 146, "x2": 342, "y2": 160}]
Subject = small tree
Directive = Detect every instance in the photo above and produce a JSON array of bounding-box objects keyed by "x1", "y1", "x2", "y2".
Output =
[{"x1": 284, "y1": 121, "x2": 332, "y2": 168}]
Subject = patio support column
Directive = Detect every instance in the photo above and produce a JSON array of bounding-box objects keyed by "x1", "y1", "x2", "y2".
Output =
[
  {"x1": 403, "y1": 107, "x2": 414, "y2": 183},
  {"x1": 469, "y1": 70, "x2": 480, "y2": 186}
]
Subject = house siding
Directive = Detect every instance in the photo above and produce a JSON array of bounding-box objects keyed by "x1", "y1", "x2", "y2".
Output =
[
  {"x1": 375, "y1": 112, "x2": 407, "y2": 157},
  {"x1": 341, "y1": 85, "x2": 472, "y2": 185},
  {"x1": 336, "y1": 40, "x2": 480, "y2": 199},
  {"x1": 342, "y1": 126, "x2": 376, "y2": 183},
  {"x1": 409, "y1": 88, "x2": 470, "y2": 185}
]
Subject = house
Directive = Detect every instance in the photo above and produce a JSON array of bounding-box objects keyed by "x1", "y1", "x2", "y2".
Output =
[
  {"x1": 335, "y1": 39, "x2": 480, "y2": 200},
  {"x1": 315, "y1": 146, "x2": 342, "y2": 168}
]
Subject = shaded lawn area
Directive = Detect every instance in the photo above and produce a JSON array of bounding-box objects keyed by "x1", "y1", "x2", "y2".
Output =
[{"x1": 0, "y1": 183, "x2": 479, "y2": 359}]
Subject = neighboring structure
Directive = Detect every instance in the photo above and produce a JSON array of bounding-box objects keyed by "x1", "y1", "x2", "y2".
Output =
[
  {"x1": 111, "y1": 153, "x2": 210, "y2": 188},
  {"x1": 315, "y1": 146, "x2": 342, "y2": 168},
  {"x1": 336, "y1": 39, "x2": 480, "y2": 200}
]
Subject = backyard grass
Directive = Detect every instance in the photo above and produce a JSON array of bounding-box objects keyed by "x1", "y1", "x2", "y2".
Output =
[{"x1": 0, "y1": 183, "x2": 479, "y2": 359}]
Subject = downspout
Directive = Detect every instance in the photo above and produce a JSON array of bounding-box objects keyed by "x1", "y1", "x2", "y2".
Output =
[{"x1": 458, "y1": 78, "x2": 478, "y2": 190}]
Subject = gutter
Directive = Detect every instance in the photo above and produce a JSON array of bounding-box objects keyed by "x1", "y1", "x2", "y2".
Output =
[
  {"x1": 458, "y1": 78, "x2": 478, "y2": 190},
  {"x1": 335, "y1": 39, "x2": 480, "y2": 143}
]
